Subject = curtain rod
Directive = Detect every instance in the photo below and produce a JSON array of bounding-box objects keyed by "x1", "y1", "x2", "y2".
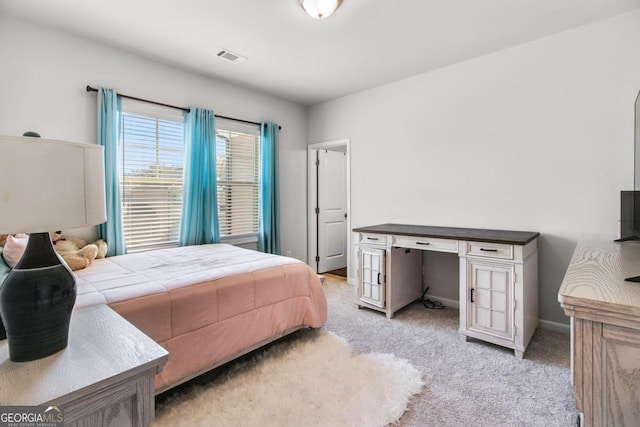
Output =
[{"x1": 86, "y1": 85, "x2": 280, "y2": 130}]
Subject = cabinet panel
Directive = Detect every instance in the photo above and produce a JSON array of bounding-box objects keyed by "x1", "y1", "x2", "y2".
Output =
[
  {"x1": 467, "y1": 260, "x2": 514, "y2": 340},
  {"x1": 601, "y1": 325, "x2": 640, "y2": 427},
  {"x1": 359, "y1": 247, "x2": 385, "y2": 308},
  {"x1": 68, "y1": 401, "x2": 134, "y2": 427}
]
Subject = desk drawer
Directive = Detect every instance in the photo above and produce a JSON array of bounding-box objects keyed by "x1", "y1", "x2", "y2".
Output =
[
  {"x1": 393, "y1": 236, "x2": 458, "y2": 253},
  {"x1": 465, "y1": 242, "x2": 513, "y2": 259},
  {"x1": 358, "y1": 233, "x2": 388, "y2": 246}
]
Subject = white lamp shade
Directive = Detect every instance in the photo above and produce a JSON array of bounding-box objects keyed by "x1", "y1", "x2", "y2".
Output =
[
  {"x1": 0, "y1": 135, "x2": 107, "y2": 234},
  {"x1": 300, "y1": 0, "x2": 342, "y2": 19}
]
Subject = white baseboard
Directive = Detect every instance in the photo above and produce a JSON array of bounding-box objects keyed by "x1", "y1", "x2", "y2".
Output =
[
  {"x1": 344, "y1": 281, "x2": 571, "y2": 335},
  {"x1": 538, "y1": 319, "x2": 570, "y2": 334},
  {"x1": 421, "y1": 295, "x2": 570, "y2": 335}
]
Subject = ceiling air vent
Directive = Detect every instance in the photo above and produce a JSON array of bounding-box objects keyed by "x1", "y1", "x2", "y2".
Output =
[{"x1": 216, "y1": 49, "x2": 247, "y2": 63}]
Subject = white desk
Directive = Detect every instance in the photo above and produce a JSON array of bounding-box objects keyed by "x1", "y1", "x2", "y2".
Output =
[{"x1": 354, "y1": 223, "x2": 539, "y2": 358}]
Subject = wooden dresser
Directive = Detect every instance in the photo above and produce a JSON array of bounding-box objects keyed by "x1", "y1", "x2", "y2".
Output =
[{"x1": 558, "y1": 238, "x2": 640, "y2": 427}]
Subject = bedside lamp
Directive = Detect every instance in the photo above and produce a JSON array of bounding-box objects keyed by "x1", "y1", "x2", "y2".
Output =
[{"x1": 0, "y1": 134, "x2": 106, "y2": 361}]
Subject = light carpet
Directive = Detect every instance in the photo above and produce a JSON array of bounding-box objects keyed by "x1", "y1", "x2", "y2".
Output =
[
  {"x1": 153, "y1": 330, "x2": 424, "y2": 427},
  {"x1": 321, "y1": 276, "x2": 578, "y2": 426}
]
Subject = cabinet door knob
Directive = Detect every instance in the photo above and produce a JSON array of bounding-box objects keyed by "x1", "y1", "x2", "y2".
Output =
[{"x1": 470, "y1": 288, "x2": 475, "y2": 303}]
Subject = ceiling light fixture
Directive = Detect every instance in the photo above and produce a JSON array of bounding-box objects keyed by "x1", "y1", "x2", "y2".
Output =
[{"x1": 300, "y1": 0, "x2": 342, "y2": 20}]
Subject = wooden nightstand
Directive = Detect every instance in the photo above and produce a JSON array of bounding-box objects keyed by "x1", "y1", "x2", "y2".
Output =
[{"x1": 0, "y1": 304, "x2": 168, "y2": 427}]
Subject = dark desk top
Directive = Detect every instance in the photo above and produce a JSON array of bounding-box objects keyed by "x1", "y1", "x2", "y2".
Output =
[{"x1": 353, "y1": 223, "x2": 539, "y2": 245}]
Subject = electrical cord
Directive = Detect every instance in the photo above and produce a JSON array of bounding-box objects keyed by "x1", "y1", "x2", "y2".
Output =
[{"x1": 421, "y1": 286, "x2": 444, "y2": 309}]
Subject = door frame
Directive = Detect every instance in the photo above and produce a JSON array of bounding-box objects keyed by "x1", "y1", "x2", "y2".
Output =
[{"x1": 307, "y1": 138, "x2": 351, "y2": 280}]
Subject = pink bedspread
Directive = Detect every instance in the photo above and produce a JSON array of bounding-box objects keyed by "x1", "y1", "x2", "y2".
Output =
[{"x1": 73, "y1": 244, "x2": 327, "y2": 391}]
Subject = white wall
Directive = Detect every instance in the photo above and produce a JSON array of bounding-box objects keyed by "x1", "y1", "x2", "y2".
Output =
[
  {"x1": 308, "y1": 10, "x2": 640, "y2": 325},
  {"x1": 3, "y1": 11, "x2": 640, "y2": 325},
  {"x1": 0, "y1": 16, "x2": 308, "y2": 261}
]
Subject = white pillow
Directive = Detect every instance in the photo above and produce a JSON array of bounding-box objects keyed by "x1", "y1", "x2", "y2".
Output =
[{"x1": 2, "y1": 234, "x2": 29, "y2": 268}]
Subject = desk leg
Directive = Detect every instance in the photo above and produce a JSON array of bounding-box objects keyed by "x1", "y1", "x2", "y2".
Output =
[{"x1": 459, "y1": 334, "x2": 468, "y2": 343}]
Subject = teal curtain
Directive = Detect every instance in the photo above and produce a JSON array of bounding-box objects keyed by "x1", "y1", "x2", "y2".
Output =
[
  {"x1": 97, "y1": 88, "x2": 126, "y2": 256},
  {"x1": 179, "y1": 108, "x2": 219, "y2": 245},
  {"x1": 258, "y1": 122, "x2": 280, "y2": 254}
]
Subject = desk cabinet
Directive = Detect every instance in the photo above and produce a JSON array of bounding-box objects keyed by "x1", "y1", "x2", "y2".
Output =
[
  {"x1": 354, "y1": 224, "x2": 539, "y2": 358},
  {"x1": 359, "y1": 246, "x2": 386, "y2": 308},
  {"x1": 463, "y1": 259, "x2": 514, "y2": 341},
  {"x1": 459, "y1": 240, "x2": 538, "y2": 359},
  {"x1": 356, "y1": 240, "x2": 422, "y2": 318}
]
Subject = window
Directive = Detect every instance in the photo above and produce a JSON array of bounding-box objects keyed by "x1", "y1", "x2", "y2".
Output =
[
  {"x1": 118, "y1": 102, "x2": 260, "y2": 252},
  {"x1": 120, "y1": 100, "x2": 185, "y2": 253},
  {"x1": 215, "y1": 118, "x2": 260, "y2": 241}
]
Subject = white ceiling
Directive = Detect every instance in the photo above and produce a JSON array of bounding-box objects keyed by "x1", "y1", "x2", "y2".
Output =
[{"x1": 2, "y1": 0, "x2": 639, "y2": 106}]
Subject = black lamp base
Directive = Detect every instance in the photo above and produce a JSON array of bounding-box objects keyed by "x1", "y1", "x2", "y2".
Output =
[{"x1": 0, "y1": 232, "x2": 76, "y2": 362}]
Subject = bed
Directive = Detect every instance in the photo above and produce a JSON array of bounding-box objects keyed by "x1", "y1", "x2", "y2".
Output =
[{"x1": 72, "y1": 243, "x2": 327, "y2": 393}]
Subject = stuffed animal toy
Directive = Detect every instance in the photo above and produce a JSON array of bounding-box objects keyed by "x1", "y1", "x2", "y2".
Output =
[
  {"x1": 50, "y1": 232, "x2": 108, "y2": 271},
  {"x1": 0, "y1": 233, "x2": 107, "y2": 271}
]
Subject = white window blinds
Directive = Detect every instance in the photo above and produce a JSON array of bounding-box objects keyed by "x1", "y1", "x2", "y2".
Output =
[
  {"x1": 215, "y1": 118, "x2": 260, "y2": 239},
  {"x1": 120, "y1": 100, "x2": 185, "y2": 253}
]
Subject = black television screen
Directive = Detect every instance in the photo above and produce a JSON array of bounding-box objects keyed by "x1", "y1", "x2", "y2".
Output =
[
  {"x1": 627, "y1": 203, "x2": 640, "y2": 282},
  {"x1": 619, "y1": 190, "x2": 636, "y2": 240},
  {"x1": 633, "y1": 191, "x2": 640, "y2": 240},
  {"x1": 618, "y1": 90, "x2": 640, "y2": 242},
  {"x1": 631, "y1": 91, "x2": 640, "y2": 239},
  {"x1": 623, "y1": 91, "x2": 640, "y2": 281},
  {"x1": 636, "y1": 90, "x2": 640, "y2": 192}
]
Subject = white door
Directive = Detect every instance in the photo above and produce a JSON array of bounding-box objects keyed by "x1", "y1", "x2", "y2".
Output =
[{"x1": 317, "y1": 149, "x2": 347, "y2": 273}]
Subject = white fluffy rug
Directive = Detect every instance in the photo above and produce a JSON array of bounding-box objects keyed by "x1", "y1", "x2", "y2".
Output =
[{"x1": 153, "y1": 330, "x2": 424, "y2": 427}]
